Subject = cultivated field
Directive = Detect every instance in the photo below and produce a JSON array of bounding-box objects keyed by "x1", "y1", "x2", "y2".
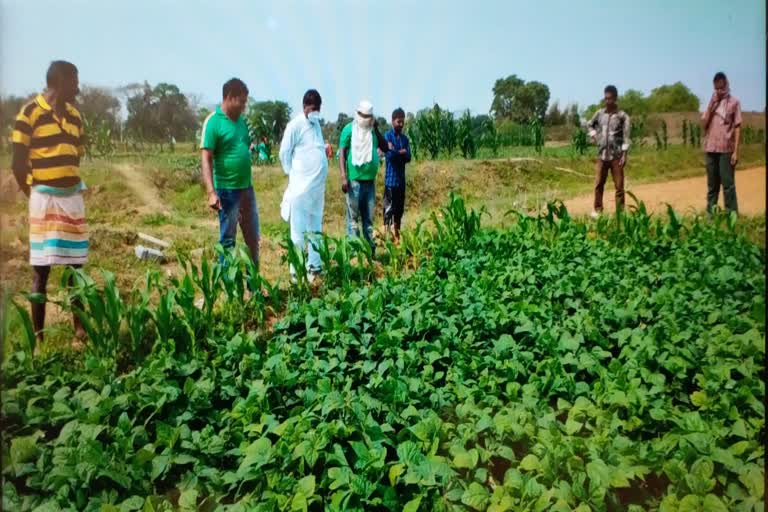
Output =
[{"x1": 1, "y1": 143, "x2": 765, "y2": 511}]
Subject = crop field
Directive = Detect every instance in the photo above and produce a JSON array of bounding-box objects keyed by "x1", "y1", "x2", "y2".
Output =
[{"x1": 2, "y1": 194, "x2": 765, "y2": 511}]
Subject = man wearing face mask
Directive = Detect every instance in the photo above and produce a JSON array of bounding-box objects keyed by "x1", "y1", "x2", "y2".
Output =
[
  {"x1": 701, "y1": 71, "x2": 742, "y2": 214},
  {"x1": 11, "y1": 60, "x2": 87, "y2": 347},
  {"x1": 338, "y1": 100, "x2": 388, "y2": 253},
  {"x1": 201, "y1": 78, "x2": 259, "y2": 269},
  {"x1": 279, "y1": 89, "x2": 327, "y2": 281}
]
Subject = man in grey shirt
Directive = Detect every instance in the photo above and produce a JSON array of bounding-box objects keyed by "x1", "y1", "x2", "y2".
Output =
[{"x1": 587, "y1": 85, "x2": 631, "y2": 217}]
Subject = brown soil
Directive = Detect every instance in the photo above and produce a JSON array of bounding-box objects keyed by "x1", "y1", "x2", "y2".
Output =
[{"x1": 564, "y1": 166, "x2": 766, "y2": 215}]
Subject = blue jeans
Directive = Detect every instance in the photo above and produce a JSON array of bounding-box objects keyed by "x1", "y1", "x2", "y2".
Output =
[
  {"x1": 346, "y1": 180, "x2": 375, "y2": 250},
  {"x1": 217, "y1": 187, "x2": 260, "y2": 268}
]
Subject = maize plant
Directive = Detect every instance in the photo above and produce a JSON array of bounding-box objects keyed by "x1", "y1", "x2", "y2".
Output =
[
  {"x1": 682, "y1": 119, "x2": 689, "y2": 146},
  {"x1": 457, "y1": 110, "x2": 477, "y2": 159},
  {"x1": 440, "y1": 110, "x2": 457, "y2": 157},
  {"x1": 82, "y1": 117, "x2": 115, "y2": 158},
  {"x1": 530, "y1": 119, "x2": 544, "y2": 154},
  {"x1": 415, "y1": 105, "x2": 442, "y2": 159},
  {"x1": 481, "y1": 117, "x2": 500, "y2": 156},
  {"x1": 571, "y1": 126, "x2": 588, "y2": 155},
  {"x1": 661, "y1": 120, "x2": 668, "y2": 149},
  {"x1": 405, "y1": 123, "x2": 420, "y2": 160},
  {"x1": 654, "y1": 131, "x2": 663, "y2": 151}
]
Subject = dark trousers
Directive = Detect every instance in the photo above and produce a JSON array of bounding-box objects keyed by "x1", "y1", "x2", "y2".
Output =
[
  {"x1": 594, "y1": 159, "x2": 625, "y2": 212},
  {"x1": 383, "y1": 186, "x2": 406, "y2": 229},
  {"x1": 706, "y1": 152, "x2": 738, "y2": 213}
]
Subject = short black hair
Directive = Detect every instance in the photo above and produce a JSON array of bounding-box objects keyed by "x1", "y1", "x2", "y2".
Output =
[
  {"x1": 303, "y1": 89, "x2": 322, "y2": 108},
  {"x1": 46, "y1": 60, "x2": 78, "y2": 89},
  {"x1": 222, "y1": 78, "x2": 248, "y2": 99},
  {"x1": 604, "y1": 85, "x2": 618, "y2": 98},
  {"x1": 713, "y1": 71, "x2": 728, "y2": 82},
  {"x1": 391, "y1": 108, "x2": 405, "y2": 120}
]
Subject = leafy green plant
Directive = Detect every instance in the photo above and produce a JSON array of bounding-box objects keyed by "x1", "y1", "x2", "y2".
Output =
[
  {"x1": 457, "y1": 110, "x2": 477, "y2": 159},
  {"x1": 572, "y1": 126, "x2": 588, "y2": 155}
]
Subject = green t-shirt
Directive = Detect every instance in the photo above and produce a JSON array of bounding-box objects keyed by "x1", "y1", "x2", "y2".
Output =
[
  {"x1": 339, "y1": 122, "x2": 379, "y2": 181},
  {"x1": 201, "y1": 106, "x2": 252, "y2": 189}
]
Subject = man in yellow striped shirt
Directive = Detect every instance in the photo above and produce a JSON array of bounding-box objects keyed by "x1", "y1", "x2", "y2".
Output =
[{"x1": 12, "y1": 61, "x2": 87, "y2": 348}]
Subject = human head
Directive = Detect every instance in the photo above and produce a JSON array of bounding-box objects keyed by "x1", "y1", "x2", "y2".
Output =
[
  {"x1": 355, "y1": 100, "x2": 374, "y2": 129},
  {"x1": 713, "y1": 72, "x2": 729, "y2": 99},
  {"x1": 46, "y1": 60, "x2": 80, "y2": 104},
  {"x1": 391, "y1": 108, "x2": 405, "y2": 132},
  {"x1": 603, "y1": 85, "x2": 618, "y2": 110},
  {"x1": 303, "y1": 89, "x2": 322, "y2": 116},
  {"x1": 222, "y1": 78, "x2": 249, "y2": 117}
]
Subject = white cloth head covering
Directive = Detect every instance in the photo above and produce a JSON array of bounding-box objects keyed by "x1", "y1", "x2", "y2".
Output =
[{"x1": 351, "y1": 100, "x2": 374, "y2": 166}]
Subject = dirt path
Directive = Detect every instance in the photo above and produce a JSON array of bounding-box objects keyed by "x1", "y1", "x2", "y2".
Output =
[
  {"x1": 564, "y1": 166, "x2": 766, "y2": 216},
  {"x1": 113, "y1": 163, "x2": 169, "y2": 214}
]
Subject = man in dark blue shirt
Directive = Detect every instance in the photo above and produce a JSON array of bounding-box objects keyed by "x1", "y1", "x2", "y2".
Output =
[{"x1": 383, "y1": 108, "x2": 411, "y2": 243}]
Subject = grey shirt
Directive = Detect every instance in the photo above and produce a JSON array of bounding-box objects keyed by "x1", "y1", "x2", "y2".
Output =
[{"x1": 587, "y1": 108, "x2": 631, "y2": 161}]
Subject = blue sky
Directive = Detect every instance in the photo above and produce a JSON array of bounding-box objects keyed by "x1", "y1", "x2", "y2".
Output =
[{"x1": 1, "y1": 0, "x2": 765, "y2": 119}]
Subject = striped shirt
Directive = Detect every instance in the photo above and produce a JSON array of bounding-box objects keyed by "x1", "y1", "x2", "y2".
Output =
[{"x1": 12, "y1": 94, "x2": 85, "y2": 189}]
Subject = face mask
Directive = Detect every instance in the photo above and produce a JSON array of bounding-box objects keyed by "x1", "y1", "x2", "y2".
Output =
[
  {"x1": 307, "y1": 111, "x2": 321, "y2": 123},
  {"x1": 356, "y1": 114, "x2": 373, "y2": 129}
]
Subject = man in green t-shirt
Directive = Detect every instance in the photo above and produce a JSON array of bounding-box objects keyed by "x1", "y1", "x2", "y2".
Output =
[
  {"x1": 200, "y1": 78, "x2": 259, "y2": 268},
  {"x1": 338, "y1": 100, "x2": 388, "y2": 252}
]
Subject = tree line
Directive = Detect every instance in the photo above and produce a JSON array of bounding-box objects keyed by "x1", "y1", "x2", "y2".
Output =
[{"x1": 0, "y1": 75, "x2": 708, "y2": 159}]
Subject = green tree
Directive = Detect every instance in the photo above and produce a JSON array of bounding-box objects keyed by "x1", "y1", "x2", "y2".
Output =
[
  {"x1": 544, "y1": 101, "x2": 567, "y2": 126},
  {"x1": 618, "y1": 89, "x2": 649, "y2": 116},
  {"x1": 77, "y1": 86, "x2": 121, "y2": 132},
  {"x1": 491, "y1": 74, "x2": 550, "y2": 123},
  {"x1": 125, "y1": 82, "x2": 197, "y2": 143},
  {"x1": 0, "y1": 94, "x2": 34, "y2": 150},
  {"x1": 335, "y1": 113, "x2": 352, "y2": 144},
  {"x1": 246, "y1": 100, "x2": 292, "y2": 144},
  {"x1": 647, "y1": 82, "x2": 700, "y2": 112}
]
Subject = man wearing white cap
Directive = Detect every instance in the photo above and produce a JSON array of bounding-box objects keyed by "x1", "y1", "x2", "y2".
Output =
[{"x1": 338, "y1": 100, "x2": 388, "y2": 253}]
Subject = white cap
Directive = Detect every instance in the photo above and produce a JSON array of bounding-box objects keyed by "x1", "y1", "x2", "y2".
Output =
[{"x1": 356, "y1": 100, "x2": 373, "y2": 116}]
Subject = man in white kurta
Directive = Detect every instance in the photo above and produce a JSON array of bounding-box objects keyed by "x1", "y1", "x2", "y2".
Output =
[{"x1": 279, "y1": 89, "x2": 328, "y2": 279}]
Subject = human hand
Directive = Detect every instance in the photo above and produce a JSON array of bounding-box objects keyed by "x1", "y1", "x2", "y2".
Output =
[{"x1": 207, "y1": 191, "x2": 221, "y2": 211}]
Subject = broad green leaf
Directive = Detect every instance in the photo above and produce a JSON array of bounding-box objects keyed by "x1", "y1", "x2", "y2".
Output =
[
  {"x1": 403, "y1": 495, "x2": 422, "y2": 512},
  {"x1": 461, "y1": 482, "x2": 490, "y2": 510},
  {"x1": 389, "y1": 463, "x2": 405, "y2": 486},
  {"x1": 677, "y1": 494, "x2": 702, "y2": 512},
  {"x1": 690, "y1": 391, "x2": 708, "y2": 408},
  {"x1": 702, "y1": 494, "x2": 728, "y2": 512},
  {"x1": 519, "y1": 454, "x2": 540, "y2": 472},
  {"x1": 237, "y1": 437, "x2": 273, "y2": 476},
  {"x1": 297, "y1": 475, "x2": 315, "y2": 497},
  {"x1": 178, "y1": 489, "x2": 198, "y2": 511},
  {"x1": 739, "y1": 466, "x2": 764, "y2": 498},
  {"x1": 565, "y1": 418, "x2": 582, "y2": 435},
  {"x1": 586, "y1": 459, "x2": 611, "y2": 489},
  {"x1": 453, "y1": 448, "x2": 479, "y2": 469},
  {"x1": 10, "y1": 432, "x2": 42, "y2": 464},
  {"x1": 119, "y1": 496, "x2": 145, "y2": 512}
]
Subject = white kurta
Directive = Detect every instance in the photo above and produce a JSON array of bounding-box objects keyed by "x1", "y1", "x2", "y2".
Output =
[{"x1": 279, "y1": 114, "x2": 328, "y2": 273}]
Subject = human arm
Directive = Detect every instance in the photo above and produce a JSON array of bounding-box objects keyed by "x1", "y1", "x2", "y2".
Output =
[
  {"x1": 338, "y1": 124, "x2": 351, "y2": 193},
  {"x1": 11, "y1": 110, "x2": 32, "y2": 196},
  {"x1": 373, "y1": 120, "x2": 388, "y2": 152},
  {"x1": 620, "y1": 113, "x2": 631, "y2": 168},
  {"x1": 731, "y1": 101, "x2": 742, "y2": 166},
  {"x1": 200, "y1": 149, "x2": 220, "y2": 210},
  {"x1": 384, "y1": 131, "x2": 400, "y2": 162},
  {"x1": 587, "y1": 110, "x2": 600, "y2": 141},
  {"x1": 401, "y1": 136, "x2": 412, "y2": 163},
  {"x1": 701, "y1": 93, "x2": 720, "y2": 130},
  {"x1": 278, "y1": 121, "x2": 296, "y2": 175}
]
